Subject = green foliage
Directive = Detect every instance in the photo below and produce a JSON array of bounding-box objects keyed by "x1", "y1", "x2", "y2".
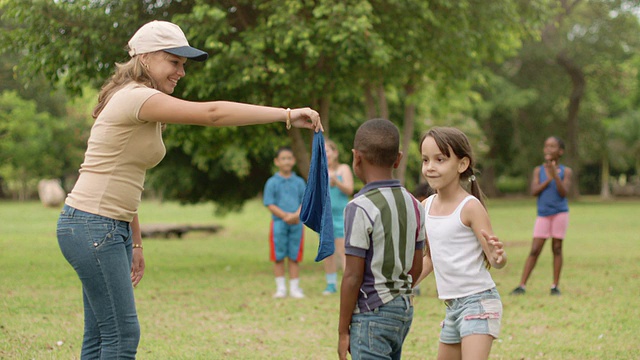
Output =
[
  {"x1": 2, "y1": 0, "x2": 638, "y2": 204},
  {"x1": 0, "y1": 92, "x2": 62, "y2": 198},
  {"x1": 0, "y1": 89, "x2": 92, "y2": 199},
  {"x1": 496, "y1": 175, "x2": 528, "y2": 194}
]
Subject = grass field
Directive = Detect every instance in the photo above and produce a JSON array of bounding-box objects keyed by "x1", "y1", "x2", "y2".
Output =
[{"x1": 1, "y1": 197, "x2": 638, "y2": 359}]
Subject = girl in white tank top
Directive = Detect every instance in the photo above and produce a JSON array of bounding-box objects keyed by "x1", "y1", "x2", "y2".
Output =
[{"x1": 414, "y1": 127, "x2": 507, "y2": 360}]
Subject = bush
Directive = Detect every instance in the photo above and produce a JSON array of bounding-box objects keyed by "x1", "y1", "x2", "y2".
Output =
[{"x1": 496, "y1": 175, "x2": 528, "y2": 194}]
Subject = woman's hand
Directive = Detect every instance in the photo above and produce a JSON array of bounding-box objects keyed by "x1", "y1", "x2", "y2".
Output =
[
  {"x1": 131, "y1": 248, "x2": 145, "y2": 287},
  {"x1": 290, "y1": 107, "x2": 323, "y2": 132}
]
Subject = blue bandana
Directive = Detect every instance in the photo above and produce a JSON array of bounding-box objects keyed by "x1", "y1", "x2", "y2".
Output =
[{"x1": 300, "y1": 132, "x2": 335, "y2": 262}]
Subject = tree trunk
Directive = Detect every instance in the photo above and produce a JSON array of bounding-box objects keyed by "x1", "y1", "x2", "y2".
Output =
[
  {"x1": 319, "y1": 95, "x2": 331, "y2": 136},
  {"x1": 600, "y1": 154, "x2": 611, "y2": 199},
  {"x1": 556, "y1": 51, "x2": 584, "y2": 199},
  {"x1": 364, "y1": 82, "x2": 377, "y2": 119},
  {"x1": 481, "y1": 116, "x2": 501, "y2": 197},
  {"x1": 397, "y1": 84, "x2": 416, "y2": 185},
  {"x1": 289, "y1": 128, "x2": 310, "y2": 181},
  {"x1": 376, "y1": 84, "x2": 389, "y2": 120}
]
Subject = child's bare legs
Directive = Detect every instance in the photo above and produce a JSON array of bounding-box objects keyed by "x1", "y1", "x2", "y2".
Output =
[
  {"x1": 274, "y1": 260, "x2": 286, "y2": 277},
  {"x1": 322, "y1": 254, "x2": 338, "y2": 294},
  {"x1": 273, "y1": 260, "x2": 287, "y2": 298},
  {"x1": 323, "y1": 254, "x2": 337, "y2": 275},
  {"x1": 288, "y1": 259, "x2": 299, "y2": 279},
  {"x1": 437, "y1": 335, "x2": 493, "y2": 360},
  {"x1": 322, "y1": 237, "x2": 346, "y2": 273},
  {"x1": 551, "y1": 238, "x2": 563, "y2": 287},
  {"x1": 288, "y1": 259, "x2": 304, "y2": 298},
  {"x1": 322, "y1": 238, "x2": 345, "y2": 294},
  {"x1": 518, "y1": 237, "x2": 547, "y2": 286}
]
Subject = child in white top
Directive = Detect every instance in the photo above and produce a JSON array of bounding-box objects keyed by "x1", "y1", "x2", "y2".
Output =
[{"x1": 414, "y1": 127, "x2": 507, "y2": 360}]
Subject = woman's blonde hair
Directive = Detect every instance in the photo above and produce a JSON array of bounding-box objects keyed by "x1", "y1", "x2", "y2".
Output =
[{"x1": 92, "y1": 55, "x2": 157, "y2": 118}]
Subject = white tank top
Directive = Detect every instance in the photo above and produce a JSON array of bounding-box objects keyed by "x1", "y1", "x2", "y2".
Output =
[{"x1": 425, "y1": 194, "x2": 496, "y2": 299}]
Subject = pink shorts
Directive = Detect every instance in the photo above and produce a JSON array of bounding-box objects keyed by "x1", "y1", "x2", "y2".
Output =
[{"x1": 533, "y1": 212, "x2": 569, "y2": 239}]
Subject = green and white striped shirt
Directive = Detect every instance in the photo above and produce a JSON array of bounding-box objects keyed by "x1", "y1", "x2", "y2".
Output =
[{"x1": 344, "y1": 180, "x2": 426, "y2": 313}]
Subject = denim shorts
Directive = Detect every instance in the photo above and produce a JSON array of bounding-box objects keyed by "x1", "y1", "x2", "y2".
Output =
[
  {"x1": 440, "y1": 287, "x2": 502, "y2": 344},
  {"x1": 350, "y1": 295, "x2": 414, "y2": 360}
]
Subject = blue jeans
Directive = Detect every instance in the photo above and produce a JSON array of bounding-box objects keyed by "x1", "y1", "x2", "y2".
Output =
[
  {"x1": 57, "y1": 205, "x2": 139, "y2": 359},
  {"x1": 350, "y1": 295, "x2": 414, "y2": 360},
  {"x1": 441, "y1": 287, "x2": 502, "y2": 344}
]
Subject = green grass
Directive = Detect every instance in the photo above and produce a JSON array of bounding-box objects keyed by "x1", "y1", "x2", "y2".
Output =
[{"x1": 1, "y1": 197, "x2": 639, "y2": 359}]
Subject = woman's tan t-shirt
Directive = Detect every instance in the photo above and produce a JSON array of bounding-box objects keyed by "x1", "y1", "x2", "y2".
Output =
[{"x1": 65, "y1": 82, "x2": 165, "y2": 222}]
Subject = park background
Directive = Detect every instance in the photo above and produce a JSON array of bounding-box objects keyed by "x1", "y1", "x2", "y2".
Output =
[{"x1": 1, "y1": 0, "x2": 639, "y2": 359}]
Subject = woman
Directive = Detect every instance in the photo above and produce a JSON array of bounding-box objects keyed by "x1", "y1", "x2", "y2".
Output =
[{"x1": 56, "y1": 20, "x2": 322, "y2": 359}]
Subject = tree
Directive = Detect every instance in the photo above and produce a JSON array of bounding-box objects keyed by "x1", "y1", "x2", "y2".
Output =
[
  {"x1": 470, "y1": 0, "x2": 640, "y2": 197},
  {"x1": 355, "y1": 0, "x2": 551, "y2": 184}
]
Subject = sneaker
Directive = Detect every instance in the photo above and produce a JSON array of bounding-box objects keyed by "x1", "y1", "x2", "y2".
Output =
[
  {"x1": 273, "y1": 288, "x2": 287, "y2": 298},
  {"x1": 510, "y1": 286, "x2": 526, "y2": 295},
  {"x1": 322, "y1": 284, "x2": 337, "y2": 295},
  {"x1": 550, "y1": 287, "x2": 561, "y2": 296},
  {"x1": 290, "y1": 287, "x2": 305, "y2": 299}
]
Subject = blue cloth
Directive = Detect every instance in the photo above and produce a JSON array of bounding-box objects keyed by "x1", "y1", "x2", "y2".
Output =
[{"x1": 300, "y1": 132, "x2": 335, "y2": 262}]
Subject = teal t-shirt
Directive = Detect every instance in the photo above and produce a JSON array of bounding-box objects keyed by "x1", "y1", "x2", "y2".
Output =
[
  {"x1": 263, "y1": 172, "x2": 306, "y2": 221},
  {"x1": 330, "y1": 175, "x2": 349, "y2": 238}
]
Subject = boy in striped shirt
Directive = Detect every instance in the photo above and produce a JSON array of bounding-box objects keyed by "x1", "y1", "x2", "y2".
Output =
[{"x1": 338, "y1": 119, "x2": 426, "y2": 360}]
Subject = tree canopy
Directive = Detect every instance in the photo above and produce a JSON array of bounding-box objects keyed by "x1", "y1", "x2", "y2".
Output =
[{"x1": 1, "y1": 0, "x2": 639, "y2": 206}]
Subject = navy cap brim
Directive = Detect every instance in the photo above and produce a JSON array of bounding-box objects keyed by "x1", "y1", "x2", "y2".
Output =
[{"x1": 163, "y1": 46, "x2": 209, "y2": 62}]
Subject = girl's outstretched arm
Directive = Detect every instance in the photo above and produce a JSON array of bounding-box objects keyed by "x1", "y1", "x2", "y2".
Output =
[
  {"x1": 480, "y1": 230, "x2": 507, "y2": 269},
  {"x1": 462, "y1": 199, "x2": 507, "y2": 269}
]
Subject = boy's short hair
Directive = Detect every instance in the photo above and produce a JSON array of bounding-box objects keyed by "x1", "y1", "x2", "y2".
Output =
[
  {"x1": 275, "y1": 146, "x2": 294, "y2": 158},
  {"x1": 353, "y1": 118, "x2": 399, "y2": 167}
]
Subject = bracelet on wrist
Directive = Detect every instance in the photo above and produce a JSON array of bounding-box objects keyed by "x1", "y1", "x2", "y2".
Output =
[
  {"x1": 285, "y1": 108, "x2": 292, "y2": 130},
  {"x1": 133, "y1": 243, "x2": 143, "y2": 250}
]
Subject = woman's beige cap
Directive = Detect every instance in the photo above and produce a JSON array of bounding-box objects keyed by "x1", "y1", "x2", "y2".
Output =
[{"x1": 128, "y1": 20, "x2": 208, "y2": 61}]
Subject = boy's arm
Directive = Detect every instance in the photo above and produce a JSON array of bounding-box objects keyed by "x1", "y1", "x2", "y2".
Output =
[
  {"x1": 414, "y1": 242, "x2": 433, "y2": 287},
  {"x1": 264, "y1": 180, "x2": 287, "y2": 220},
  {"x1": 338, "y1": 254, "x2": 365, "y2": 360},
  {"x1": 408, "y1": 243, "x2": 424, "y2": 287},
  {"x1": 266, "y1": 204, "x2": 288, "y2": 221}
]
